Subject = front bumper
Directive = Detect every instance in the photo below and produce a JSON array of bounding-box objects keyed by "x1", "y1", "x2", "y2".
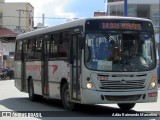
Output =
[{"x1": 81, "y1": 88, "x2": 158, "y2": 104}]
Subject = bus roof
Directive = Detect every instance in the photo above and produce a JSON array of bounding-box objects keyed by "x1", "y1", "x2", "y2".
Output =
[{"x1": 16, "y1": 16, "x2": 152, "y2": 40}]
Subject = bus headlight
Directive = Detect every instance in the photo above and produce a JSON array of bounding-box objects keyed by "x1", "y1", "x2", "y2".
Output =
[
  {"x1": 87, "y1": 82, "x2": 93, "y2": 89},
  {"x1": 150, "y1": 82, "x2": 156, "y2": 88}
]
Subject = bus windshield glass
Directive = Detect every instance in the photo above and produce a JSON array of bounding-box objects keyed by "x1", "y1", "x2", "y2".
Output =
[{"x1": 85, "y1": 32, "x2": 156, "y2": 72}]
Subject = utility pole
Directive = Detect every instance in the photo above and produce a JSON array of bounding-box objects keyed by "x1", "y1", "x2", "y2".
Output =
[
  {"x1": 16, "y1": 9, "x2": 32, "y2": 34},
  {"x1": 42, "y1": 14, "x2": 45, "y2": 27}
]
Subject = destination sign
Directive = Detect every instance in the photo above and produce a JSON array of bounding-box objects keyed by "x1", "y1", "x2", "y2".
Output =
[
  {"x1": 85, "y1": 19, "x2": 154, "y2": 33},
  {"x1": 101, "y1": 22, "x2": 141, "y2": 30}
]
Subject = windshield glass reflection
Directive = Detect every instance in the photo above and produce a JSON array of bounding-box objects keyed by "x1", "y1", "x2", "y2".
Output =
[{"x1": 85, "y1": 33, "x2": 156, "y2": 72}]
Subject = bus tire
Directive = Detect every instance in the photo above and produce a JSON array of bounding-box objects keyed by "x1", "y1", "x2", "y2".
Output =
[
  {"x1": 61, "y1": 83, "x2": 75, "y2": 110},
  {"x1": 28, "y1": 79, "x2": 38, "y2": 101},
  {"x1": 117, "y1": 103, "x2": 135, "y2": 110}
]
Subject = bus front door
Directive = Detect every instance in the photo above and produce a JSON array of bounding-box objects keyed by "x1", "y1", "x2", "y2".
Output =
[{"x1": 70, "y1": 34, "x2": 81, "y2": 101}]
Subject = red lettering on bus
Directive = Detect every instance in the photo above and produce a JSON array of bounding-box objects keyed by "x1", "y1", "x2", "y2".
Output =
[
  {"x1": 51, "y1": 65, "x2": 58, "y2": 73},
  {"x1": 26, "y1": 65, "x2": 41, "y2": 71}
]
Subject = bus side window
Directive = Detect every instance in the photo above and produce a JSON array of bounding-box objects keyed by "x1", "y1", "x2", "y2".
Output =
[
  {"x1": 15, "y1": 41, "x2": 22, "y2": 60},
  {"x1": 58, "y1": 32, "x2": 69, "y2": 58},
  {"x1": 50, "y1": 34, "x2": 58, "y2": 58},
  {"x1": 27, "y1": 39, "x2": 35, "y2": 59},
  {"x1": 34, "y1": 37, "x2": 42, "y2": 59}
]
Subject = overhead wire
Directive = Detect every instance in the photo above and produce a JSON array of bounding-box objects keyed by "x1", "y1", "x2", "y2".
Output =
[{"x1": 1, "y1": 15, "x2": 78, "y2": 19}]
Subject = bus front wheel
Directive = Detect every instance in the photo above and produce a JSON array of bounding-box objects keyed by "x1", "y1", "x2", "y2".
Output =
[
  {"x1": 61, "y1": 83, "x2": 75, "y2": 110},
  {"x1": 28, "y1": 79, "x2": 38, "y2": 101},
  {"x1": 117, "y1": 103, "x2": 135, "y2": 110}
]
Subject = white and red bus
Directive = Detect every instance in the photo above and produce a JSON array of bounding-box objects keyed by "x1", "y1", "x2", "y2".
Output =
[{"x1": 14, "y1": 17, "x2": 158, "y2": 110}]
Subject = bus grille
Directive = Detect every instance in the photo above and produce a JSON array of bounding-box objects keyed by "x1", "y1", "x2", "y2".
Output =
[
  {"x1": 105, "y1": 95, "x2": 141, "y2": 101},
  {"x1": 100, "y1": 79, "x2": 145, "y2": 90}
]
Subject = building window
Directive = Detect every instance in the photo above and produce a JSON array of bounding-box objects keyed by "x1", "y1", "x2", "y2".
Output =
[{"x1": 137, "y1": 4, "x2": 150, "y2": 19}]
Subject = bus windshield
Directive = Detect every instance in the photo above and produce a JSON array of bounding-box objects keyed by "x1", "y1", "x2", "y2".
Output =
[{"x1": 85, "y1": 32, "x2": 156, "y2": 72}]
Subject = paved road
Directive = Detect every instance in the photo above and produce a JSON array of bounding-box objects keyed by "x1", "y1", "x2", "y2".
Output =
[{"x1": 0, "y1": 80, "x2": 160, "y2": 120}]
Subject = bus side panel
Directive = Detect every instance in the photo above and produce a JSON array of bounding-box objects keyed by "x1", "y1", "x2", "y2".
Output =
[
  {"x1": 26, "y1": 61, "x2": 42, "y2": 95},
  {"x1": 14, "y1": 61, "x2": 22, "y2": 91},
  {"x1": 48, "y1": 61, "x2": 69, "y2": 99}
]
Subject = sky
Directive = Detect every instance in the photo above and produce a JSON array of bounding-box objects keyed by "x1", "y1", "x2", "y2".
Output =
[{"x1": 5, "y1": 0, "x2": 105, "y2": 27}]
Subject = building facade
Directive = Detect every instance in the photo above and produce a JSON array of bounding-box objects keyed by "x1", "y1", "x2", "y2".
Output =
[
  {"x1": 0, "y1": 27, "x2": 17, "y2": 68},
  {"x1": 106, "y1": 0, "x2": 159, "y2": 27},
  {"x1": 0, "y1": 0, "x2": 34, "y2": 34},
  {"x1": 0, "y1": 0, "x2": 34, "y2": 68}
]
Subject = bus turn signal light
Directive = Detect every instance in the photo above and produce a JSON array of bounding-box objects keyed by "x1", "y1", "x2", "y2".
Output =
[{"x1": 152, "y1": 77, "x2": 156, "y2": 81}]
